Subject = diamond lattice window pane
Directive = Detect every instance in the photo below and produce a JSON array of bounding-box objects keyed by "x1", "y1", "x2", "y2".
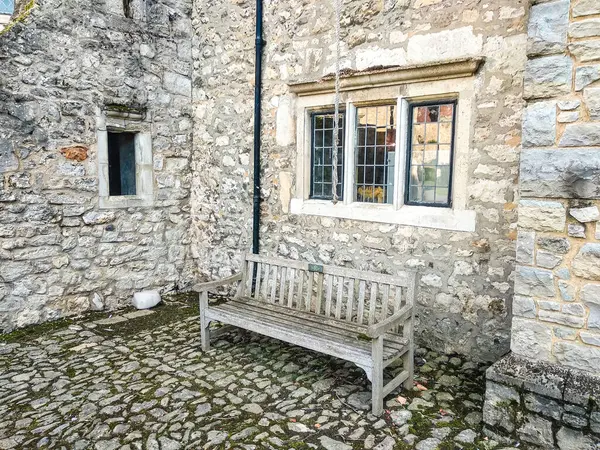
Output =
[{"x1": 0, "y1": 0, "x2": 14, "y2": 15}]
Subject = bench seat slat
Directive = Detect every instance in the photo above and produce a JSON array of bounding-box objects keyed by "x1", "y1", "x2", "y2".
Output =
[{"x1": 210, "y1": 299, "x2": 407, "y2": 361}]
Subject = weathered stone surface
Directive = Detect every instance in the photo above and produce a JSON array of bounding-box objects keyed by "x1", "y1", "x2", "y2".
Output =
[
  {"x1": 522, "y1": 101, "x2": 556, "y2": 147},
  {"x1": 537, "y1": 250, "x2": 562, "y2": 269},
  {"x1": 555, "y1": 341, "x2": 600, "y2": 373},
  {"x1": 569, "y1": 41, "x2": 600, "y2": 63},
  {"x1": 570, "y1": 19, "x2": 600, "y2": 39},
  {"x1": 573, "y1": 0, "x2": 600, "y2": 17},
  {"x1": 406, "y1": 26, "x2": 483, "y2": 64},
  {"x1": 524, "y1": 55, "x2": 573, "y2": 99},
  {"x1": 570, "y1": 206, "x2": 600, "y2": 223},
  {"x1": 538, "y1": 310, "x2": 585, "y2": 328},
  {"x1": 584, "y1": 87, "x2": 600, "y2": 120},
  {"x1": 483, "y1": 381, "x2": 520, "y2": 432},
  {"x1": 558, "y1": 100, "x2": 581, "y2": 111},
  {"x1": 558, "y1": 111, "x2": 579, "y2": 123},
  {"x1": 581, "y1": 284, "x2": 600, "y2": 329},
  {"x1": 575, "y1": 64, "x2": 600, "y2": 91},
  {"x1": 568, "y1": 223, "x2": 586, "y2": 238},
  {"x1": 580, "y1": 331, "x2": 600, "y2": 347},
  {"x1": 0, "y1": 139, "x2": 18, "y2": 174},
  {"x1": 559, "y1": 281, "x2": 576, "y2": 301},
  {"x1": 513, "y1": 296, "x2": 536, "y2": 319},
  {"x1": 515, "y1": 266, "x2": 555, "y2": 297},
  {"x1": 519, "y1": 200, "x2": 566, "y2": 231},
  {"x1": 524, "y1": 393, "x2": 562, "y2": 420},
  {"x1": 82, "y1": 211, "x2": 116, "y2": 225},
  {"x1": 556, "y1": 426, "x2": 598, "y2": 450},
  {"x1": 521, "y1": 149, "x2": 600, "y2": 198},
  {"x1": 516, "y1": 231, "x2": 535, "y2": 265},
  {"x1": 511, "y1": 318, "x2": 553, "y2": 360},
  {"x1": 560, "y1": 123, "x2": 600, "y2": 147},
  {"x1": 573, "y1": 245, "x2": 600, "y2": 280},
  {"x1": 518, "y1": 414, "x2": 554, "y2": 447},
  {"x1": 538, "y1": 237, "x2": 570, "y2": 254},
  {"x1": 527, "y1": 1, "x2": 569, "y2": 56}
]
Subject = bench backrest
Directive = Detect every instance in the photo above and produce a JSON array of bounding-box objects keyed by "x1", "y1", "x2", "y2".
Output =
[{"x1": 237, "y1": 253, "x2": 417, "y2": 330}]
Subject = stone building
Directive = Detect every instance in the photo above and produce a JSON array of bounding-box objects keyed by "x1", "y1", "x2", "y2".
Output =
[
  {"x1": 1, "y1": 0, "x2": 600, "y2": 446},
  {"x1": 0, "y1": 0, "x2": 196, "y2": 332}
]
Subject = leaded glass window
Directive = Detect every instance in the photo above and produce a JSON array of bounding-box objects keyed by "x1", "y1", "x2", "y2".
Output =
[
  {"x1": 406, "y1": 102, "x2": 456, "y2": 206},
  {"x1": 310, "y1": 112, "x2": 344, "y2": 200},
  {"x1": 355, "y1": 105, "x2": 396, "y2": 204}
]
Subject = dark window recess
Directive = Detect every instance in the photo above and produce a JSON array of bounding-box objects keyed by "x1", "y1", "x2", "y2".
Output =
[
  {"x1": 405, "y1": 101, "x2": 457, "y2": 207},
  {"x1": 123, "y1": 0, "x2": 132, "y2": 18},
  {"x1": 310, "y1": 112, "x2": 345, "y2": 200},
  {"x1": 108, "y1": 132, "x2": 137, "y2": 196}
]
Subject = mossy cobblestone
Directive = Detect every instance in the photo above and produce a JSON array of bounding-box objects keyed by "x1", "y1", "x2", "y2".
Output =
[{"x1": 0, "y1": 302, "x2": 520, "y2": 449}]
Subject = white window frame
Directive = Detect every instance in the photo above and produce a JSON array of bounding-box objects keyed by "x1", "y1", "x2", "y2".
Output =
[
  {"x1": 290, "y1": 78, "x2": 477, "y2": 232},
  {"x1": 97, "y1": 108, "x2": 154, "y2": 209}
]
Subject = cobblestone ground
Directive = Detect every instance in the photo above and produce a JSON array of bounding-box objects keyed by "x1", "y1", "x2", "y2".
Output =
[{"x1": 0, "y1": 299, "x2": 518, "y2": 450}]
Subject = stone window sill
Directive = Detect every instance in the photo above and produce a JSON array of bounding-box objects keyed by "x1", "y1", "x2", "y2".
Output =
[
  {"x1": 99, "y1": 195, "x2": 154, "y2": 209},
  {"x1": 290, "y1": 199, "x2": 476, "y2": 232}
]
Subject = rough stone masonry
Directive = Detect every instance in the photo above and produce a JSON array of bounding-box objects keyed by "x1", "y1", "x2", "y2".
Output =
[
  {"x1": 1, "y1": 0, "x2": 529, "y2": 363},
  {"x1": 483, "y1": 0, "x2": 600, "y2": 448},
  {"x1": 0, "y1": 0, "x2": 196, "y2": 332}
]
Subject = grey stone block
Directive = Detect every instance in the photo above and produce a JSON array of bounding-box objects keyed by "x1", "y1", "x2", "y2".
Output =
[
  {"x1": 573, "y1": 0, "x2": 600, "y2": 17},
  {"x1": 516, "y1": 231, "x2": 535, "y2": 264},
  {"x1": 513, "y1": 296, "x2": 537, "y2": 318},
  {"x1": 515, "y1": 266, "x2": 556, "y2": 297},
  {"x1": 580, "y1": 331, "x2": 600, "y2": 347},
  {"x1": 524, "y1": 393, "x2": 562, "y2": 420},
  {"x1": 483, "y1": 381, "x2": 520, "y2": 433},
  {"x1": 569, "y1": 41, "x2": 600, "y2": 63},
  {"x1": 524, "y1": 55, "x2": 573, "y2": 99},
  {"x1": 0, "y1": 139, "x2": 18, "y2": 174},
  {"x1": 521, "y1": 149, "x2": 600, "y2": 198},
  {"x1": 584, "y1": 87, "x2": 600, "y2": 120},
  {"x1": 518, "y1": 414, "x2": 554, "y2": 447},
  {"x1": 519, "y1": 199, "x2": 566, "y2": 231},
  {"x1": 511, "y1": 317, "x2": 553, "y2": 361},
  {"x1": 570, "y1": 19, "x2": 600, "y2": 39},
  {"x1": 573, "y1": 245, "x2": 600, "y2": 280},
  {"x1": 558, "y1": 281, "x2": 575, "y2": 301},
  {"x1": 537, "y1": 250, "x2": 562, "y2": 269},
  {"x1": 538, "y1": 237, "x2": 570, "y2": 254},
  {"x1": 539, "y1": 310, "x2": 585, "y2": 328},
  {"x1": 570, "y1": 206, "x2": 600, "y2": 223},
  {"x1": 555, "y1": 341, "x2": 600, "y2": 373},
  {"x1": 568, "y1": 223, "x2": 586, "y2": 238},
  {"x1": 560, "y1": 123, "x2": 600, "y2": 147},
  {"x1": 575, "y1": 64, "x2": 600, "y2": 91},
  {"x1": 558, "y1": 100, "x2": 581, "y2": 111},
  {"x1": 527, "y1": 1, "x2": 569, "y2": 56},
  {"x1": 523, "y1": 101, "x2": 557, "y2": 147},
  {"x1": 556, "y1": 426, "x2": 599, "y2": 450}
]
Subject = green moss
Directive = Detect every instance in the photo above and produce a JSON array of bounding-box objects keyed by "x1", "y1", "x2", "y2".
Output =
[{"x1": 0, "y1": 0, "x2": 36, "y2": 36}]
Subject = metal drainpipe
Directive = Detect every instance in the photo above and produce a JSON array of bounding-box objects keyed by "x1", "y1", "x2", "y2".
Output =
[{"x1": 252, "y1": 0, "x2": 264, "y2": 255}]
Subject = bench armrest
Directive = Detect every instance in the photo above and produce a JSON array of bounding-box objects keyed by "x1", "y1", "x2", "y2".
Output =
[
  {"x1": 193, "y1": 272, "x2": 243, "y2": 293},
  {"x1": 366, "y1": 304, "x2": 413, "y2": 339}
]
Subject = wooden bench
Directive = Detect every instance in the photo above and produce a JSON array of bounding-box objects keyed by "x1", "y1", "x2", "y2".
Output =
[{"x1": 194, "y1": 254, "x2": 417, "y2": 415}]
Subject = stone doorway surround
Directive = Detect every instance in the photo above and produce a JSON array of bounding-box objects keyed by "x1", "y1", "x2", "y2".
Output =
[{"x1": 483, "y1": 0, "x2": 600, "y2": 448}]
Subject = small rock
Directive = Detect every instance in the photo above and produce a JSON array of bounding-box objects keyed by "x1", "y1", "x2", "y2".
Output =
[
  {"x1": 408, "y1": 398, "x2": 434, "y2": 411},
  {"x1": 570, "y1": 206, "x2": 600, "y2": 223},
  {"x1": 132, "y1": 291, "x2": 161, "y2": 310},
  {"x1": 288, "y1": 422, "x2": 311, "y2": 433},
  {"x1": 455, "y1": 429, "x2": 478, "y2": 444},
  {"x1": 390, "y1": 409, "x2": 412, "y2": 427},
  {"x1": 373, "y1": 436, "x2": 396, "y2": 450},
  {"x1": 347, "y1": 391, "x2": 371, "y2": 410},
  {"x1": 241, "y1": 403, "x2": 263, "y2": 415},
  {"x1": 319, "y1": 436, "x2": 352, "y2": 450},
  {"x1": 415, "y1": 438, "x2": 442, "y2": 450},
  {"x1": 568, "y1": 223, "x2": 586, "y2": 238}
]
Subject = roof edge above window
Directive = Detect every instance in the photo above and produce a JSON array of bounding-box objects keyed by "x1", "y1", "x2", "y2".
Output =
[{"x1": 289, "y1": 57, "x2": 485, "y2": 97}]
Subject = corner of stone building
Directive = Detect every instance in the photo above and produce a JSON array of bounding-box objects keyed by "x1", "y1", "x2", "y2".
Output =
[{"x1": 484, "y1": 0, "x2": 600, "y2": 447}]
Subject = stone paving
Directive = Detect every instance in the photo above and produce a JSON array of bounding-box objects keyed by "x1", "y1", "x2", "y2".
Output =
[{"x1": 0, "y1": 299, "x2": 520, "y2": 449}]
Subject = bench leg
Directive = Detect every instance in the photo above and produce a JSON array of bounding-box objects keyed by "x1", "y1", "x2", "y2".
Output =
[
  {"x1": 199, "y1": 291, "x2": 211, "y2": 352},
  {"x1": 371, "y1": 336, "x2": 384, "y2": 416},
  {"x1": 403, "y1": 317, "x2": 414, "y2": 390}
]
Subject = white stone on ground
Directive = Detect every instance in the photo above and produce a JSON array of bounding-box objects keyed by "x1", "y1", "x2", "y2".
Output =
[{"x1": 132, "y1": 291, "x2": 161, "y2": 310}]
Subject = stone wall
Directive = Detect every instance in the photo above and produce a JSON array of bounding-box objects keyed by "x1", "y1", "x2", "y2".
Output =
[
  {"x1": 483, "y1": 0, "x2": 600, "y2": 447},
  {"x1": 511, "y1": 0, "x2": 600, "y2": 374},
  {"x1": 0, "y1": 0, "x2": 196, "y2": 332},
  {"x1": 191, "y1": 0, "x2": 530, "y2": 361}
]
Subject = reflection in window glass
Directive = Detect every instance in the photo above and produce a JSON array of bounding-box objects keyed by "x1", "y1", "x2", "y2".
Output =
[
  {"x1": 355, "y1": 105, "x2": 396, "y2": 204},
  {"x1": 407, "y1": 103, "x2": 455, "y2": 206},
  {"x1": 310, "y1": 113, "x2": 344, "y2": 200}
]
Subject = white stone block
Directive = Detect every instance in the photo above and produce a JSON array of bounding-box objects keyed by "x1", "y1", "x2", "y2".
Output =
[{"x1": 133, "y1": 291, "x2": 161, "y2": 310}]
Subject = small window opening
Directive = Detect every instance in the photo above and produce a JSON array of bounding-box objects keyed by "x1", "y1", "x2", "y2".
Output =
[
  {"x1": 108, "y1": 132, "x2": 137, "y2": 196},
  {"x1": 0, "y1": 0, "x2": 14, "y2": 15},
  {"x1": 123, "y1": 0, "x2": 132, "y2": 18}
]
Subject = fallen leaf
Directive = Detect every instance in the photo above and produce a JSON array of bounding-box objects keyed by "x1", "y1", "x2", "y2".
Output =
[
  {"x1": 439, "y1": 409, "x2": 448, "y2": 416},
  {"x1": 314, "y1": 424, "x2": 321, "y2": 429},
  {"x1": 289, "y1": 418, "x2": 296, "y2": 422},
  {"x1": 416, "y1": 383, "x2": 428, "y2": 391},
  {"x1": 396, "y1": 396, "x2": 408, "y2": 406}
]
